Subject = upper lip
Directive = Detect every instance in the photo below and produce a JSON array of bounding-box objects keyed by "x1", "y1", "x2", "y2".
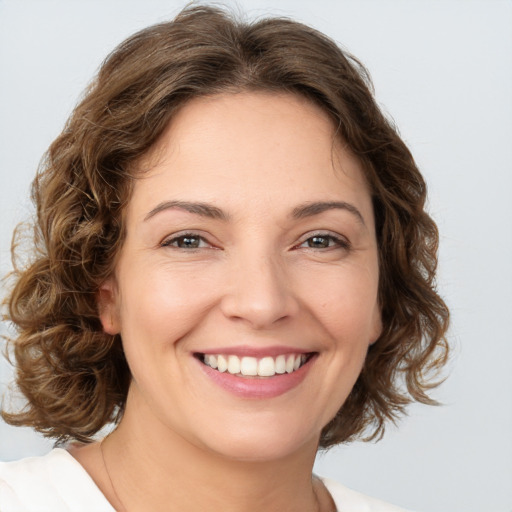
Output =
[{"x1": 194, "y1": 345, "x2": 315, "y2": 358}]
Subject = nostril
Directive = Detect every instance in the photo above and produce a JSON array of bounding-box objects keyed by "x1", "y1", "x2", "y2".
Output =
[{"x1": 219, "y1": 291, "x2": 299, "y2": 330}]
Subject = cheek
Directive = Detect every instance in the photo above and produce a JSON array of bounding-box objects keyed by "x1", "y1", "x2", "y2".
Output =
[
  {"x1": 117, "y1": 267, "x2": 221, "y2": 355},
  {"x1": 300, "y1": 264, "x2": 380, "y2": 342}
]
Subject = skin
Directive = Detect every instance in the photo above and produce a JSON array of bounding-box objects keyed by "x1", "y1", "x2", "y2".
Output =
[{"x1": 71, "y1": 91, "x2": 381, "y2": 512}]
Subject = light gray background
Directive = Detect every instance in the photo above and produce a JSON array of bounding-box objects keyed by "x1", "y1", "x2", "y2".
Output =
[{"x1": 1, "y1": 1, "x2": 511, "y2": 511}]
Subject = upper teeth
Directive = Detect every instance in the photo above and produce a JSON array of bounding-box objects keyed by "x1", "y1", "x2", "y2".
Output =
[{"x1": 203, "y1": 354, "x2": 306, "y2": 377}]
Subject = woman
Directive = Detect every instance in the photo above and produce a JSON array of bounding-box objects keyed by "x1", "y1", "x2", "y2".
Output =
[{"x1": 0, "y1": 5, "x2": 449, "y2": 511}]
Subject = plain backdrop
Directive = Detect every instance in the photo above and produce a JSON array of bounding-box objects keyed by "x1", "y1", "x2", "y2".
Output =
[{"x1": 1, "y1": 1, "x2": 511, "y2": 511}]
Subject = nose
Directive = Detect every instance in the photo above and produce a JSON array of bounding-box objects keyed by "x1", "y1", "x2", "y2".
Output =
[{"x1": 220, "y1": 252, "x2": 300, "y2": 330}]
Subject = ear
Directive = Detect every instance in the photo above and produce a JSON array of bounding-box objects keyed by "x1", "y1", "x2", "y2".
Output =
[
  {"x1": 97, "y1": 278, "x2": 121, "y2": 335},
  {"x1": 369, "y1": 302, "x2": 383, "y2": 346}
]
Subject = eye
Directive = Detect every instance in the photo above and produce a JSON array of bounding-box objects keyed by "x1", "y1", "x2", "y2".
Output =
[
  {"x1": 298, "y1": 233, "x2": 350, "y2": 250},
  {"x1": 161, "y1": 233, "x2": 209, "y2": 249}
]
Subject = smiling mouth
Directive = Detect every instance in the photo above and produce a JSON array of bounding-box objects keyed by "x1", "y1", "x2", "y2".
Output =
[{"x1": 195, "y1": 353, "x2": 315, "y2": 378}]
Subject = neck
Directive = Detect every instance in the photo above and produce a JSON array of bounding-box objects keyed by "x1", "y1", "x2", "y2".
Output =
[{"x1": 103, "y1": 389, "x2": 324, "y2": 512}]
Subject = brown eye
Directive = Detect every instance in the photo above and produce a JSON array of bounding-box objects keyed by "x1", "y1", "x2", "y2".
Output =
[
  {"x1": 162, "y1": 234, "x2": 206, "y2": 249},
  {"x1": 299, "y1": 234, "x2": 350, "y2": 250},
  {"x1": 307, "y1": 236, "x2": 331, "y2": 248}
]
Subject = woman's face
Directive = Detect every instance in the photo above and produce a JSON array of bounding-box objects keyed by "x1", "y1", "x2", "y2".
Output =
[{"x1": 101, "y1": 92, "x2": 381, "y2": 461}]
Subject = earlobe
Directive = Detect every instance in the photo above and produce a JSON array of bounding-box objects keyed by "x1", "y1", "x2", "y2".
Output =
[
  {"x1": 97, "y1": 279, "x2": 120, "y2": 335},
  {"x1": 369, "y1": 306, "x2": 383, "y2": 346}
]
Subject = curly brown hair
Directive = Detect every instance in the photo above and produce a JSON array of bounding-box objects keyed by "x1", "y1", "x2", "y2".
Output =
[{"x1": 1, "y1": 5, "x2": 449, "y2": 447}]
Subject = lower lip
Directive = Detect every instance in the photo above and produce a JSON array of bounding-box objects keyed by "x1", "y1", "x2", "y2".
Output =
[{"x1": 196, "y1": 355, "x2": 316, "y2": 399}]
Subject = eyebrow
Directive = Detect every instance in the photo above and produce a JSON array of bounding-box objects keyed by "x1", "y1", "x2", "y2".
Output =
[
  {"x1": 291, "y1": 201, "x2": 366, "y2": 225},
  {"x1": 144, "y1": 199, "x2": 365, "y2": 225},
  {"x1": 144, "y1": 200, "x2": 229, "y2": 222}
]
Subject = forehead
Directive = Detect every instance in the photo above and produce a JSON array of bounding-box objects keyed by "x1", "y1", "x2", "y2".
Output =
[{"x1": 130, "y1": 91, "x2": 372, "y2": 221}]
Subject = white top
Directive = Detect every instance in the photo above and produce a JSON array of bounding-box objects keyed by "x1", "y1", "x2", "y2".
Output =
[{"x1": 0, "y1": 449, "x2": 411, "y2": 511}]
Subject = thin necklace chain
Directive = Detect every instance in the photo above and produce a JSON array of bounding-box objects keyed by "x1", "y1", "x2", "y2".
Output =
[
  {"x1": 100, "y1": 435, "x2": 128, "y2": 512},
  {"x1": 100, "y1": 436, "x2": 332, "y2": 512}
]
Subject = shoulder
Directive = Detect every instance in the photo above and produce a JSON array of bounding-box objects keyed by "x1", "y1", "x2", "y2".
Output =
[
  {"x1": 321, "y1": 476, "x2": 413, "y2": 512},
  {"x1": 0, "y1": 449, "x2": 114, "y2": 512}
]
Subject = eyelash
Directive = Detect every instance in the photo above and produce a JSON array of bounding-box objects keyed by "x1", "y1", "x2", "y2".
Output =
[
  {"x1": 161, "y1": 232, "x2": 350, "y2": 251},
  {"x1": 161, "y1": 233, "x2": 210, "y2": 249},
  {"x1": 296, "y1": 233, "x2": 351, "y2": 251}
]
